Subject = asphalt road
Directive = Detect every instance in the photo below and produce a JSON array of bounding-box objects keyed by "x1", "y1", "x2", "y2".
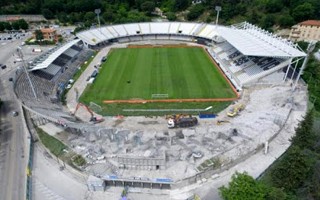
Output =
[{"x1": 0, "y1": 38, "x2": 28, "y2": 200}]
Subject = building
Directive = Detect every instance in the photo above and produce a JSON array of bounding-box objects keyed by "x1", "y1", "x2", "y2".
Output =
[
  {"x1": 40, "y1": 28, "x2": 58, "y2": 41},
  {"x1": 0, "y1": 15, "x2": 46, "y2": 22},
  {"x1": 289, "y1": 20, "x2": 320, "y2": 42}
]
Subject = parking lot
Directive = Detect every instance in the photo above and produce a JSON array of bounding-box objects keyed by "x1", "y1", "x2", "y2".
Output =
[{"x1": 0, "y1": 31, "x2": 29, "y2": 42}]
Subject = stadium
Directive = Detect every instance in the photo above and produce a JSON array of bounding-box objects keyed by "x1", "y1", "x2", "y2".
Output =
[{"x1": 15, "y1": 22, "x2": 308, "y2": 191}]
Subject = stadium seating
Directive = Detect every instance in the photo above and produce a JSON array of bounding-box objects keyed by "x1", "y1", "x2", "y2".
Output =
[
  {"x1": 77, "y1": 22, "x2": 223, "y2": 45},
  {"x1": 63, "y1": 48, "x2": 79, "y2": 58}
]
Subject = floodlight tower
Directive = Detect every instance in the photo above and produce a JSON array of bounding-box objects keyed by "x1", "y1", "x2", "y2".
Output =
[
  {"x1": 292, "y1": 41, "x2": 317, "y2": 91},
  {"x1": 17, "y1": 46, "x2": 38, "y2": 100},
  {"x1": 215, "y1": 6, "x2": 222, "y2": 26},
  {"x1": 94, "y1": 9, "x2": 101, "y2": 31}
]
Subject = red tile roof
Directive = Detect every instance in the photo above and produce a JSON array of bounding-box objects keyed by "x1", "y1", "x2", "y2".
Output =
[
  {"x1": 299, "y1": 20, "x2": 320, "y2": 27},
  {"x1": 41, "y1": 28, "x2": 56, "y2": 33}
]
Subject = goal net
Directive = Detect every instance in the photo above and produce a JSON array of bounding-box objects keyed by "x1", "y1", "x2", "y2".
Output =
[{"x1": 89, "y1": 102, "x2": 102, "y2": 113}]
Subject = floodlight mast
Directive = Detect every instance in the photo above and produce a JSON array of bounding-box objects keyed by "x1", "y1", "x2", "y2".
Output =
[
  {"x1": 17, "y1": 47, "x2": 38, "y2": 100},
  {"x1": 94, "y1": 9, "x2": 101, "y2": 31},
  {"x1": 292, "y1": 41, "x2": 316, "y2": 91},
  {"x1": 215, "y1": 6, "x2": 221, "y2": 26}
]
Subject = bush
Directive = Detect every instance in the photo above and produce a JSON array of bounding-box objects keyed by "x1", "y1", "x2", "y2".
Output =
[
  {"x1": 166, "y1": 12, "x2": 176, "y2": 21},
  {"x1": 72, "y1": 155, "x2": 86, "y2": 166}
]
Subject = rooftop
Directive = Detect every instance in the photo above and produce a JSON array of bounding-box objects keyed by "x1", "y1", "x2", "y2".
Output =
[
  {"x1": 41, "y1": 28, "x2": 56, "y2": 33},
  {"x1": 299, "y1": 20, "x2": 320, "y2": 27}
]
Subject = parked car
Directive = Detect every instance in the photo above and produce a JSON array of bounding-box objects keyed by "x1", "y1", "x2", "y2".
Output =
[
  {"x1": 101, "y1": 56, "x2": 107, "y2": 62},
  {"x1": 0, "y1": 64, "x2": 7, "y2": 69},
  {"x1": 12, "y1": 111, "x2": 19, "y2": 117}
]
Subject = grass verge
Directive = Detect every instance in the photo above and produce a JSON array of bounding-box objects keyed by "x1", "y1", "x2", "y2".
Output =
[{"x1": 36, "y1": 127, "x2": 67, "y2": 157}]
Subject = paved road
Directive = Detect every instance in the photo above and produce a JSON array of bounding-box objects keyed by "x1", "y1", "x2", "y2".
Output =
[{"x1": 0, "y1": 38, "x2": 28, "y2": 200}]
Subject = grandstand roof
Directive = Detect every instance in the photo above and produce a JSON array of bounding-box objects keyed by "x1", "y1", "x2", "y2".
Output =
[
  {"x1": 216, "y1": 22, "x2": 306, "y2": 58},
  {"x1": 30, "y1": 39, "x2": 80, "y2": 71},
  {"x1": 77, "y1": 22, "x2": 306, "y2": 58}
]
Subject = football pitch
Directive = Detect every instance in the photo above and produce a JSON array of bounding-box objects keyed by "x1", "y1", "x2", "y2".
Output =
[{"x1": 81, "y1": 46, "x2": 236, "y2": 103}]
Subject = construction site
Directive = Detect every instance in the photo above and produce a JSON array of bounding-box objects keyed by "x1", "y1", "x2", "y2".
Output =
[{"x1": 46, "y1": 80, "x2": 307, "y2": 192}]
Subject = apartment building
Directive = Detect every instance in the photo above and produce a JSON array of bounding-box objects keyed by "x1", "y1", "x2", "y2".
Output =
[
  {"x1": 40, "y1": 28, "x2": 58, "y2": 41},
  {"x1": 289, "y1": 20, "x2": 320, "y2": 42}
]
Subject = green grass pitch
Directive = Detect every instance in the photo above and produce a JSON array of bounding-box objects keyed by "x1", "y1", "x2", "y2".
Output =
[{"x1": 80, "y1": 47, "x2": 236, "y2": 104}]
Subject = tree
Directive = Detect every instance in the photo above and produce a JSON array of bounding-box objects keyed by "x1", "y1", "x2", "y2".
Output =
[
  {"x1": 42, "y1": 8, "x2": 54, "y2": 20},
  {"x1": 271, "y1": 146, "x2": 314, "y2": 191},
  {"x1": 18, "y1": 19, "x2": 28, "y2": 30},
  {"x1": 174, "y1": 0, "x2": 190, "y2": 11},
  {"x1": 265, "y1": 0, "x2": 283, "y2": 13},
  {"x1": 187, "y1": 4, "x2": 205, "y2": 20},
  {"x1": 261, "y1": 15, "x2": 275, "y2": 30},
  {"x1": 278, "y1": 14, "x2": 295, "y2": 28},
  {"x1": 219, "y1": 172, "x2": 267, "y2": 200},
  {"x1": 3, "y1": 22, "x2": 12, "y2": 31},
  {"x1": 11, "y1": 21, "x2": 20, "y2": 30},
  {"x1": 292, "y1": 3, "x2": 315, "y2": 22},
  {"x1": 35, "y1": 29, "x2": 44, "y2": 41},
  {"x1": 291, "y1": 110, "x2": 315, "y2": 149},
  {"x1": 140, "y1": 1, "x2": 155, "y2": 15},
  {"x1": 103, "y1": 10, "x2": 115, "y2": 23},
  {"x1": 84, "y1": 11, "x2": 96, "y2": 22},
  {"x1": 265, "y1": 187, "x2": 288, "y2": 200},
  {"x1": 0, "y1": 22, "x2": 5, "y2": 32},
  {"x1": 166, "y1": 12, "x2": 177, "y2": 21}
]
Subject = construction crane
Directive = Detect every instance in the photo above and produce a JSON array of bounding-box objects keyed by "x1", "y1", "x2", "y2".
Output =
[{"x1": 72, "y1": 103, "x2": 104, "y2": 124}]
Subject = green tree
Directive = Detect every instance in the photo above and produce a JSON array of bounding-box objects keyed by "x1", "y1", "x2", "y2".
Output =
[
  {"x1": 0, "y1": 22, "x2": 5, "y2": 32},
  {"x1": 166, "y1": 12, "x2": 176, "y2": 21},
  {"x1": 292, "y1": 3, "x2": 315, "y2": 22},
  {"x1": 271, "y1": 146, "x2": 314, "y2": 191},
  {"x1": 265, "y1": 0, "x2": 283, "y2": 13},
  {"x1": 140, "y1": 1, "x2": 155, "y2": 15},
  {"x1": 187, "y1": 4, "x2": 205, "y2": 20},
  {"x1": 265, "y1": 187, "x2": 288, "y2": 200},
  {"x1": 278, "y1": 14, "x2": 295, "y2": 27},
  {"x1": 16, "y1": 19, "x2": 28, "y2": 30},
  {"x1": 11, "y1": 21, "x2": 20, "y2": 30},
  {"x1": 291, "y1": 111, "x2": 315, "y2": 149},
  {"x1": 3, "y1": 22, "x2": 12, "y2": 31},
  {"x1": 309, "y1": 161, "x2": 320, "y2": 199},
  {"x1": 219, "y1": 172, "x2": 267, "y2": 200},
  {"x1": 84, "y1": 11, "x2": 96, "y2": 22},
  {"x1": 42, "y1": 8, "x2": 54, "y2": 20},
  {"x1": 102, "y1": 9, "x2": 115, "y2": 23},
  {"x1": 174, "y1": 0, "x2": 190, "y2": 11},
  {"x1": 35, "y1": 29, "x2": 44, "y2": 41},
  {"x1": 261, "y1": 15, "x2": 275, "y2": 30}
]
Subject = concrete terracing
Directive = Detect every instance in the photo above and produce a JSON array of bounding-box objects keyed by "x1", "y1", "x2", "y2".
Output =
[{"x1": 62, "y1": 81, "x2": 306, "y2": 183}]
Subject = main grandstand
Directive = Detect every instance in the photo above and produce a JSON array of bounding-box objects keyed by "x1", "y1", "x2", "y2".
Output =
[{"x1": 14, "y1": 21, "x2": 308, "y2": 192}]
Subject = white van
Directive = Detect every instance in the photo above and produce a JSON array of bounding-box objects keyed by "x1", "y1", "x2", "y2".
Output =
[
  {"x1": 32, "y1": 48, "x2": 42, "y2": 53},
  {"x1": 14, "y1": 58, "x2": 22, "y2": 63}
]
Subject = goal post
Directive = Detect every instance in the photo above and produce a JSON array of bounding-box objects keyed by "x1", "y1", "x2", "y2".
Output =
[
  {"x1": 89, "y1": 102, "x2": 102, "y2": 113},
  {"x1": 151, "y1": 94, "x2": 169, "y2": 99}
]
